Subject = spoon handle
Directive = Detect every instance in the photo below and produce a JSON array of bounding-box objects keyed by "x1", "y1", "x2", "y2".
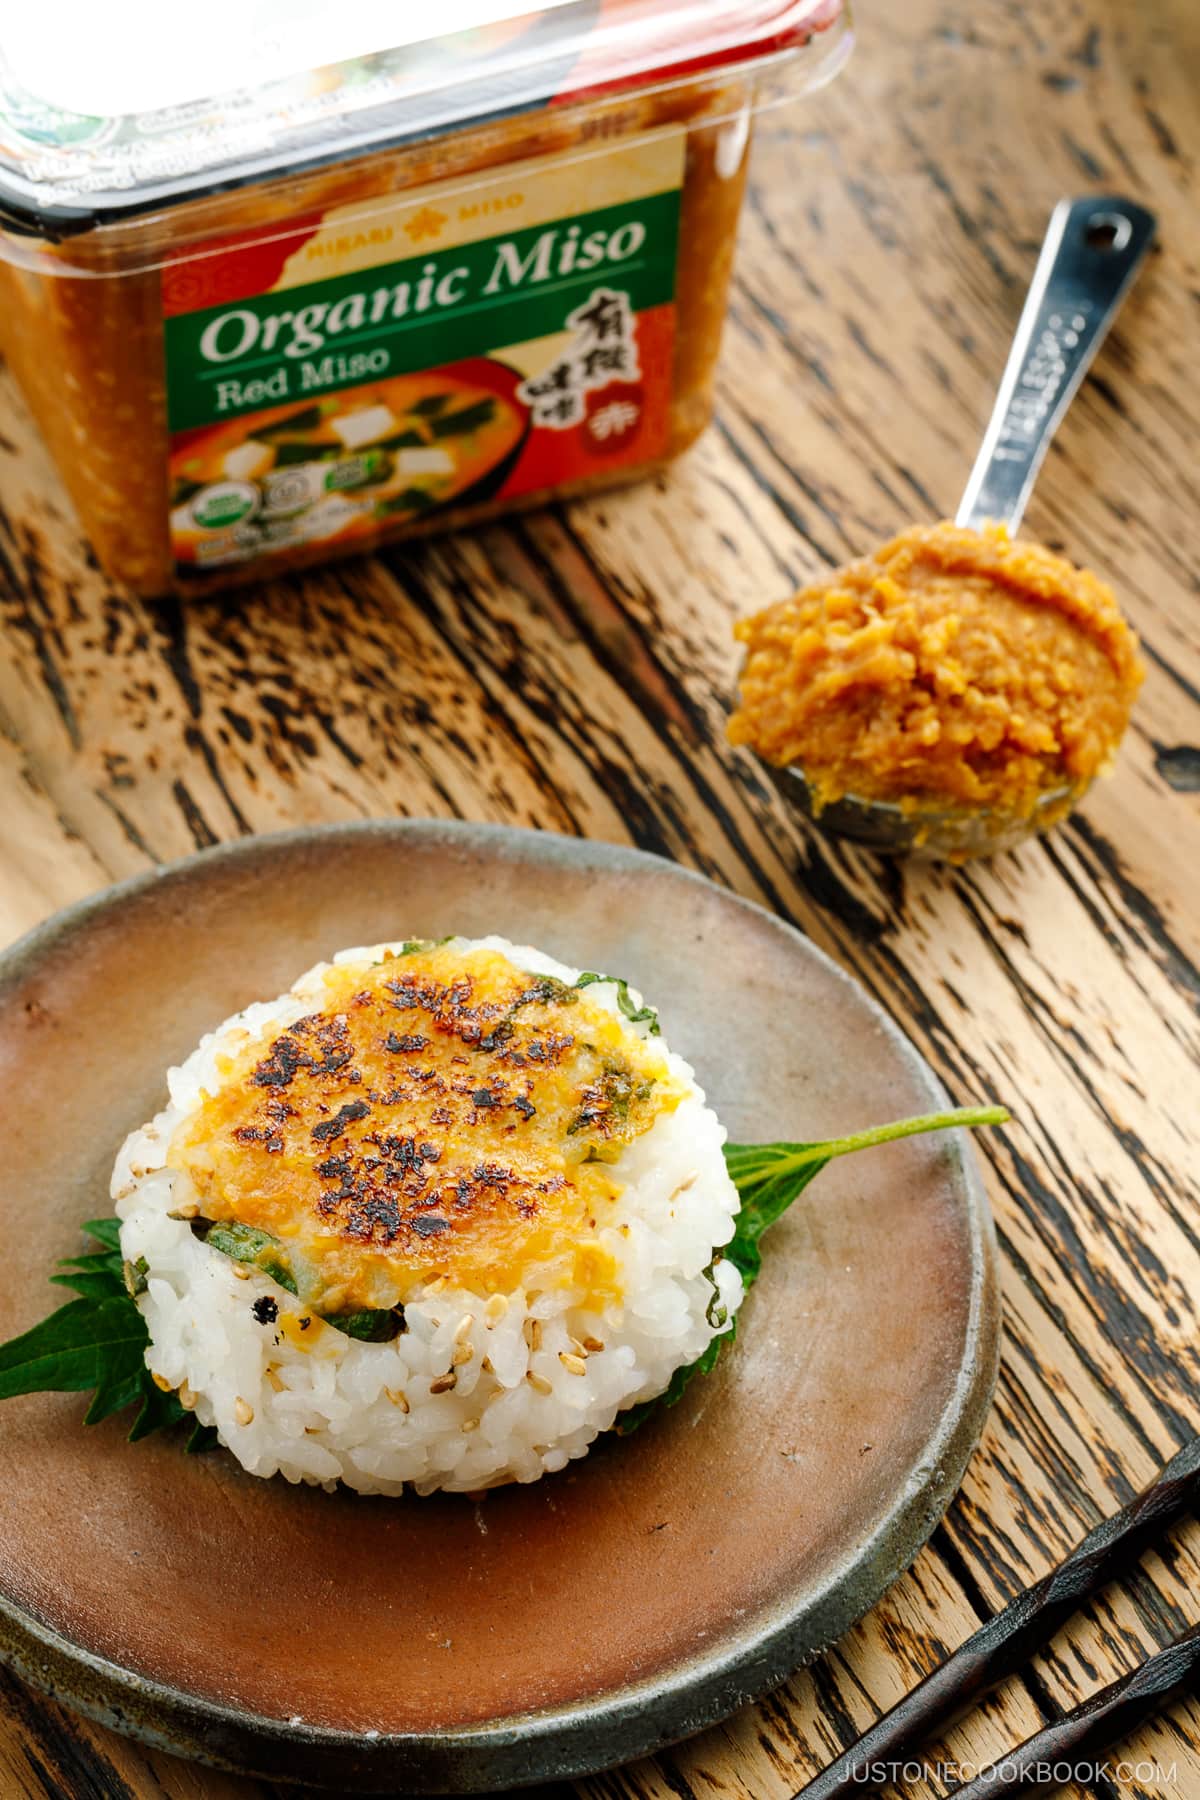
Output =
[{"x1": 956, "y1": 196, "x2": 1156, "y2": 534}]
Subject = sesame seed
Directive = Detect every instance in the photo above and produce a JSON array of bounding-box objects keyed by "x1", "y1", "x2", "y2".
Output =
[
  {"x1": 234, "y1": 1397, "x2": 254, "y2": 1425},
  {"x1": 266, "y1": 1368, "x2": 284, "y2": 1393},
  {"x1": 484, "y1": 1294, "x2": 508, "y2": 1327},
  {"x1": 671, "y1": 1170, "x2": 699, "y2": 1197},
  {"x1": 451, "y1": 1342, "x2": 474, "y2": 1367},
  {"x1": 526, "y1": 1371, "x2": 553, "y2": 1395},
  {"x1": 453, "y1": 1314, "x2": 473, "y2": 1344},
  {"x1": 430, "y1": 1372, "x2": 457, "y2": 1395},
  {"x1": 151, "y1": 1372, "x2": 172, "y2": 1393},
  {"x1": 461, "y1": 1419, "x2": 479, "y2": 1433},
  {"x1": 525, "y1": 1319, "x2": 543, "y2": 1351},
  {"x1": 582, "y1": 1336, "x2": 605, "y2": 1353},
  {"x1": 385, "y1": 1387, "x2": 410, "y2": 1412},
  {"x1": 480, "y1": 1356, "x2": 494, "y2": 1375},
  {"x1": 568, "y1": 1336, "x2": 586, "y2": 1356},
  {"x1": 560, "y1": 1352, "x2": 587, "y2": 1376},
  {"x1": 231, "y1": 1262, "x2": 251, "y2": 1281},
  {"x1": 178, "y1": 1382, "x2": 197, "y2": 1410}
]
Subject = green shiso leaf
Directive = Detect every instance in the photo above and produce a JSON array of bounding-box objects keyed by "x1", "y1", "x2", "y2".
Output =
[
  {"x1": 615, "y1": 1104, "x2": 1008, "y2": 1434},
  {"x1": 200, "y1": 1219, "x2": 298, "y2": 1296},
  {"x1": 0, "y1": 1292, "x2": 148, "y2": 1403},
  {"x1": 615, "y1": 1333, "x2": 726, "y2": 1436},
  {"x1": 128, "y1": 1378, "x2": 188, "y2": 1442},
  {"x1": 81, "y1": 1217, "x2": 122, "y2": 1250},
  {"x1": 49, "y1": 1269, "x2": 128, "y2": 1300},
  {"x1": 0, "y1": 1220, "x2": 214, "y2": 1448},
  {"x1": 122, "y1": 1255, "x2": 150, "y2": 1298},
  {"x1": 323, "y1": 1307, "x2": 404, "y2": 1343},
  {"x1": 55, "y1": 1247, "x2": 124, "y2": 1278},
  {"x1": 575, "y1": 972, "x2": 661, "y2": 1035},
  {"x1": 50, "y1": 1243, "x2": 127, "y2": 1298},
  {"x1": 84, "y1": 1356, "x2": 149, "y2": 1427}
]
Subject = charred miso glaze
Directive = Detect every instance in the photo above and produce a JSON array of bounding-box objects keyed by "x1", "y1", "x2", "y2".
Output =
[{"x1": 171, "y1": 944, "x2": 684, "y2": 1311}]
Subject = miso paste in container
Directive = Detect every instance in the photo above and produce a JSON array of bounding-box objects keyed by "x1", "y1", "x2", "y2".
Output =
[{"x1": 0, "y1": 1, "x2": 850, "y2": 594}]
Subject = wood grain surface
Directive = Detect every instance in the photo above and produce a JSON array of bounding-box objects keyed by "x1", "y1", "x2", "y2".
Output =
[{"x1": 0, "y1": 0, "x2": 1197, "y2": 1796}]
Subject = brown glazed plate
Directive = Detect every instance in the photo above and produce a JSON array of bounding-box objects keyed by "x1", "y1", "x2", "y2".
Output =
[{"x1": 0, "y1": 821, "x2": 999, "y2": 1791}]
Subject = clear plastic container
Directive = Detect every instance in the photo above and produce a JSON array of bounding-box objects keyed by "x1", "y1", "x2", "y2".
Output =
[{"x1": 0, "y1": 2, "x2": 851, "y2": 595}]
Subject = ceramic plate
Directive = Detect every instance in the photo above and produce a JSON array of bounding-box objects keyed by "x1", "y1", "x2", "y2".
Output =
[{"x1": 0, "y1": 822, "x2": 998, "y2": 1791}]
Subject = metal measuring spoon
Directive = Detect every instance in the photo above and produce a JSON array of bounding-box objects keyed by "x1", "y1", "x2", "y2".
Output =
[{"x1": 774, "y1": 194, "x2": 1156, "y2": 859}]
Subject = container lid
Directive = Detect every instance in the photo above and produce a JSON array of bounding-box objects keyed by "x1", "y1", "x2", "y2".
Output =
[{"x1": 0, "y1": 0, "x2": 847, "y2": 239}]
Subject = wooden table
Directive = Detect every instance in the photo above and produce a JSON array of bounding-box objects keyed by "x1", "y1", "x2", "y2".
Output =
[{"x1": 1, "y1": 0, "x2": 1197, "y2": 1795}]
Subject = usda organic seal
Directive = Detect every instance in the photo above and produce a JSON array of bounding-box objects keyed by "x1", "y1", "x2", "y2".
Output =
[{"x1": 190, "y1": 481, "x2": 259, "y2": 531}]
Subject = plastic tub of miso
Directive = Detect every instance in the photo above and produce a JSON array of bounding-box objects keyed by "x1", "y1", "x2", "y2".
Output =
[{"x1": 0, "y1": 1, "x2": 850, "y2": 595}]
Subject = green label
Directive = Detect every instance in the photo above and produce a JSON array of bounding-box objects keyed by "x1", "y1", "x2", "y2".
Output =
[{"x1": 165, "y1": 191, "x2": 680, "y2": 434}]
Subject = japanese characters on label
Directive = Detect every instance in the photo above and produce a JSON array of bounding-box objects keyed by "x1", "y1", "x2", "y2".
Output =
[{"x1": 518, "y1": 288, "x2": 641, "y2": 429}]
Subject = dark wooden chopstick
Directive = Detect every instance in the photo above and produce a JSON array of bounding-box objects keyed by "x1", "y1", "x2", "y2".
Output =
[
  {"x1": 794, "y1": 1435, "x2": 1200, "y2": 1800},
  {"x1": 951, "y1": 1620, "x2": 1200, "y2": 1797}
]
